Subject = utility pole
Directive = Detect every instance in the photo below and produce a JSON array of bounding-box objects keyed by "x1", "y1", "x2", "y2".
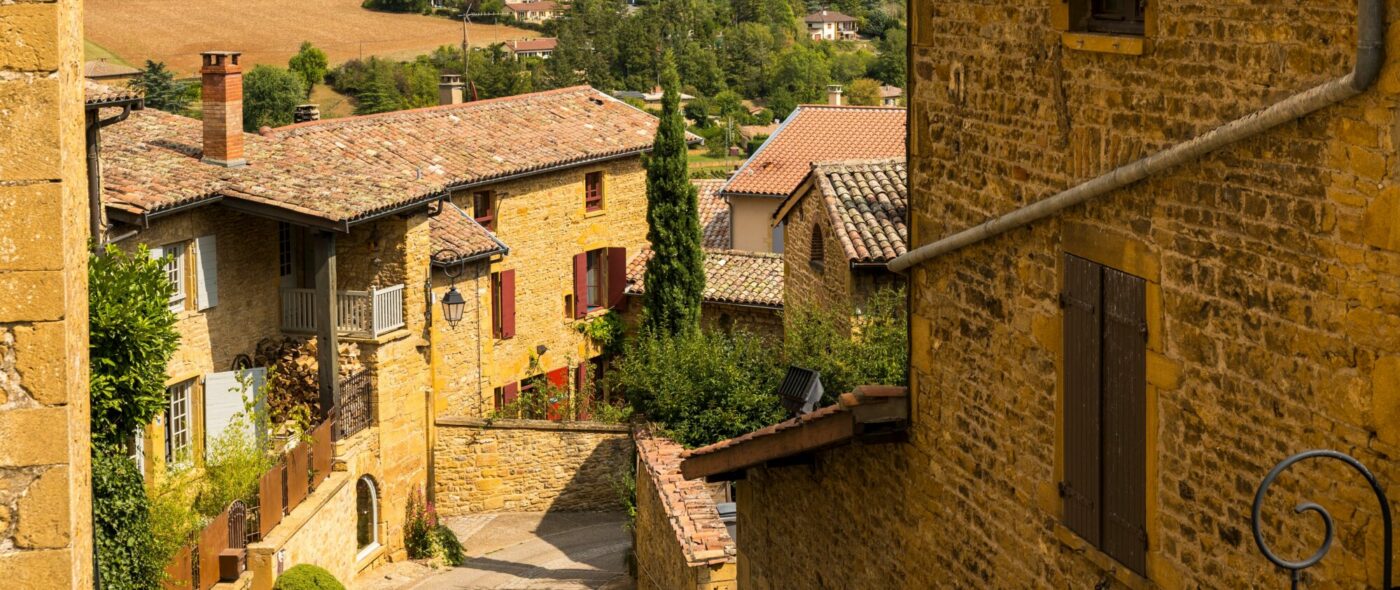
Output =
[{"x1": 460, "y1": 10, "x2": 511, "y2": 97}]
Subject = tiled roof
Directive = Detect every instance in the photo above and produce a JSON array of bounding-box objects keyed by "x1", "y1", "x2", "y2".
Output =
[
  {"x1": 505, "y1": 1, "x2": 558, "y2": 11},
  {"x1": 635, "y1": 427, "x2": 736, "y2": 567},
  {"x1": 808, "y1": 159, "x2": 907, "y2": 264},
  {"x1": 721, "y1": 105, "x2": 905, "y2": 199},
  {"x1": 84, "y1": 80, "x2": 144, "y2": 108},
  {"x1": 84, "y1": 60, "x2": 141, "y2": 78},
  {"x1": 430, "y1": 202, "x2": 508, "y2": 265},
  {"x1": 99, "y1": 86, "x2": 666, "y2": 224},
  {"x1": 627, "y1": 249, "x2": 783, "y2": 308},
  {"x1": 695, "y1": 179, "x2": 730, "y2": 249},
  {"x1": 679, "y1": 386, "x2": 908, "y2": 480},
  {"x1": 804, "y1": 10, "x2": 857, "y2": 23},
  {"x1": 880, "y1": 85, "x2": 903, "y2": 98},
  {"x1": 506, "y1": 38, "x2": 558, "y2": 52}
]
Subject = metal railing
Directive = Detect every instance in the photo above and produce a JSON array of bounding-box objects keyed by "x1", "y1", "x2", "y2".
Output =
[
  {"x1": 336, "y1": 370, "x2": 375, "y2": 439},
  {"x1": 280, "y1": 284, "x2": 405, "y2": 338}
]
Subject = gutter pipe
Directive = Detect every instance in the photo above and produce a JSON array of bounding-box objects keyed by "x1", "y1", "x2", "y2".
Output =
[
  {"x1": 85, "y1": 103, "x2": 138, "y2": 251},
  {"x1": 888, "y1": 0, "x2": 1385, "y2": 273}
]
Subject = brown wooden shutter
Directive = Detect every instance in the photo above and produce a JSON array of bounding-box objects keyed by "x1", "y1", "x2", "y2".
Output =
[
  {"x1": 502, "y1": 382, "x2": 519, "y2": 406},
  {"x1": 1061, "y1": 253, "x2": 1102, "y2": 546},
  {"x1": 1100, "y1": 266, "x2": 1148, "y2": 575},
  {"x1": 607, "y1": 247, "x2": 627, "y2": 310},
  {"x1": 573, "y1": 253, "x2": 588, "y2": 318},
  {"x1": 500, "y1": 269, "x2": 516, "y2": 339}
]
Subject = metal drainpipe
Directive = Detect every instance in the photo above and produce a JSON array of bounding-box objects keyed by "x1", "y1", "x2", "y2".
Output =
[
  {"x1": 888, "y1": 0, "x2": 1385, "y2": 273},
  {"x1": 85, "y1": 104, "x2": 137, "y2": 251}
]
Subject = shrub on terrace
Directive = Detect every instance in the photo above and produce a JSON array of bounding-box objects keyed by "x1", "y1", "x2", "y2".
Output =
[{"x1": 273, "y1": 564, "x2": 345, "y2": 590}]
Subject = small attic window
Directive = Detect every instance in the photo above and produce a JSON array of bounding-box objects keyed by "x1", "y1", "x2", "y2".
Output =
[{"x1": 809, "y1": 226, "x2": 825, "y2": 268}]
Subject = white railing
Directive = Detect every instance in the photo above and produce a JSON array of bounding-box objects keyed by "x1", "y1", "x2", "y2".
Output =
[{"x1": 280, "y1": 284, "x2": 406, "y2": 338}]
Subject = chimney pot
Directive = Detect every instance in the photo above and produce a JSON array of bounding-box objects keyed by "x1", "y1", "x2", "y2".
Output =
[
  {"x1": 200, "y1": 50, "x2": 245, "y2": 167},
  {"x1": 826, "y1": 84, "x2": 843, "y2": 106},
  {"x1": 293, "y1": 103, "x2": 321, "y2": 123},
  {"x1": 439, "y1": 74, "x2": 465, "y2": 106}
]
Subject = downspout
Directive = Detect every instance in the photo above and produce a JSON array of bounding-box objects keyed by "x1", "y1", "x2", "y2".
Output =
[
  {"x1": 85, "y1": 104, "x2": 135, "y2": 251},
  {"x1": 888, "y1": 0, "x2": 1385, "y2": 273}
]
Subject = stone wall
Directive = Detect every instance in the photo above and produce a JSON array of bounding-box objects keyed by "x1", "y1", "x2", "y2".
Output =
[
  {"x1": 736, "y1": 1, "x2": 1400, "y2": 588},
  {"x1": 633, "y1": 429, "x2": 736, "y2": 590},
  {"x1": 0, "y1": 0, "x2": 92, "y2": 585},
  {"x1": 433, "y1": 417, "x2": 632, "y2": 514},
  {"x1": 438, "y1": 157, "x2": 650, "y2": 417},
  {"x1": 781, "y1": 184, "x2": 853, "y2": 315},
  {"x1": 247, "y1": 472, "x2": 359, "y2": 590}
]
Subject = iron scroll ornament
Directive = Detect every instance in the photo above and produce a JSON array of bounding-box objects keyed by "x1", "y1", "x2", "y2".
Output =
[{"x1": 1251, "y1": 449, "x2": 1395, "y2": 589}]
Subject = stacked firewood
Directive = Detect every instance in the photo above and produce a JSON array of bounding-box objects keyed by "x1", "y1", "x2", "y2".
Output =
[{"x1": 252, "y1": 337, "x2": 364, "y2": 423}]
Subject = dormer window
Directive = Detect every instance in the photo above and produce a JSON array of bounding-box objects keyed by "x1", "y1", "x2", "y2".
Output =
[
  {"x1": 585, "y1": 172, "x2": 604, "y2": 212},
  {"x1": 474, "y1": 191, "x2": 495, "y2": 230}
]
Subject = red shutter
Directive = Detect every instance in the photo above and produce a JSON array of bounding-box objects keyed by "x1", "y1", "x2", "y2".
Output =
[
  {"x1": 502, "y1": 382, "x2": 519, "y2": 405},
  {"x1": 607, "y1": 247, "x2": 628, "y2": 310},
  {"x1": 546, "y1": 368, "x2": 568, "y2": 421},
  {"x1": 500, "y1": 270, "x2": 516, "y2": 339},
  {"x1": 573, "y1": 253, "x2": 588, "y2": 318},
  {"x1": 1061, "y1": 253, "x2": 1102, "y2": 546}
]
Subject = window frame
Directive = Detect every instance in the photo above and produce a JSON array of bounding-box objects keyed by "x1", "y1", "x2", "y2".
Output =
[
  {"x1": 809, "y1": 225, "x2": 825, "y2": 268},
  {"x1": 473, "y1": 190, "x2": 495, "y2": 230},
  {"x1": 584, "y1": 171, "x2": 604, "y2": 212},
  {"x1": 1085, "y1": 0, "x2": 1145, "y2": 35},
  {"x1": 164, "y1": 380, "x2": 194, "y2": 466},
  {"x1": 355, "y1": 476, "x2": 381, "y2": 560},
  {"x1": 163, "y1": 242, "x2": 188, "y2": 312},
  {"x1": 585, "y1": 249, "x2": 604, "y2": 311}
]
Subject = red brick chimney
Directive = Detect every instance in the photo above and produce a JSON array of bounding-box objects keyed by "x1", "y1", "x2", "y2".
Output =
[{"x1": 200, "y1": 51, "x2": 245, "y2": 167}]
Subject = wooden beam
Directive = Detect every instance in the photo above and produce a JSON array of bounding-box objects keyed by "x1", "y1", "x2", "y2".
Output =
[
  {"x1": 680, "y1": 412, "x2": 854, "y2": 480},
  {"x1": 313, "y1": 231, "x2": 339, "y2": 419}
]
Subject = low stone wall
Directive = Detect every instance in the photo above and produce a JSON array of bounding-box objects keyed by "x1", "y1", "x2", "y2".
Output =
[
  {"x1": 434, "y1": 417, "x2": 633, "y2": 514},
  {"x1": 633, "y1": 428, "x2": 737, "y2": 590},
  {"x1": 247, "y1": 471, "x2": 358, "y2": 590}
]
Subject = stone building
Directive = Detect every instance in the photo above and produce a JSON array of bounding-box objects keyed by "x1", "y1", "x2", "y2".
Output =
[
  {"x1": 774, "y1": 158, "x2": 906, "y2": 316},
  {"x1": 720, "y1": 104, "x2": 904, "y2": 253},
  {"x1": 0, "y1": 0, "x2": 94, "y2": 585},
  {"x1": 94, "y1": 56, "x2": 667, "y2": 584},
  {"x1": 682, "y1": 0, "x2": 1400, "y2": 588}
]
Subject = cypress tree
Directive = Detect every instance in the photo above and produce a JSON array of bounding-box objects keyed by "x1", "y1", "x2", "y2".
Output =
[{"x1": 641, "y1": 52, "x2": 705, "y2": 337}]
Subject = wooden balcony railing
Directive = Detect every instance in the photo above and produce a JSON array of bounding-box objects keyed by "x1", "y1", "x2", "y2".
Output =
[{"x1": 280, "y1": 284, "x2": 405, "y2": 338}]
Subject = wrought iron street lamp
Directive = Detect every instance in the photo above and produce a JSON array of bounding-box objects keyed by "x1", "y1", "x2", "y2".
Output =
[{"x1": 435, "y1": 248, "x2": 467, "y2": 328}]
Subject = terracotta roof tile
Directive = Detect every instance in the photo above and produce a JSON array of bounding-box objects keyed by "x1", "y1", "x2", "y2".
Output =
[
  {"x1": 812, "y1": 158, "x2": 907, "y2": 263},
  {"x1": 721, "y1": 105, "x2": 905, "y2": 199},
  {"x1": 505, "y1": 1, "x2": 558, "y2": 11},
  {"x1": 627, "y1": 249, "x2": 783, "y2": 308},
  {"x1": 506, "y1": 38, "x2": 558, "y2": 52},
  {"x1": 430, "y1": 202, "x2": 508, "y2": 264},
  {"x1": 100, "y1": 86, "x2": 667, "y2": 224},
  {"x1": 84, "y1": 80, "x2": 144, "y2": 107},
  {"x1": 694, "y1": 179, "x2": 730, "y2": 249},
  {"x1": 804, "y1": 10, "x2": 857, "y2": 23},
  {"x1": 84, "y1": 60, "x2": 141, "y2": 79},
  {"x1": 634, "y1": 427, "x2": 736, "y2": 567}
]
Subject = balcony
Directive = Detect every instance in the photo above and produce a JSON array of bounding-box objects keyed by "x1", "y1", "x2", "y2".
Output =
[{"x1": 280, "y1": 284, "x2": 406, "y2": 339}]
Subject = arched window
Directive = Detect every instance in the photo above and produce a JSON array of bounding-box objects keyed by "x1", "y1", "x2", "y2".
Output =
[
  {"x1": 356, "y1": 476, "x2": 380, "y2": 559},
  {"x1": 810, "y1": 226, "x2": 825, "y2": 267}
]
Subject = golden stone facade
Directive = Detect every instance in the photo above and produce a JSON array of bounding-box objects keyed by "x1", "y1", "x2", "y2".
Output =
[{"x1": 734, "y1": 0, "x2": 1400, "y2": 588}]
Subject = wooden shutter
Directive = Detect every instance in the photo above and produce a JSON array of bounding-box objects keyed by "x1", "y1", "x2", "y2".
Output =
[
  {"x1": 573, "y1": 253, "x2": 588, "y2": 318},
  {"x1": 195, "y1": 234, "x2": 218, "y2": 310},
  {"x1": 607, "y1": 247, "x2": 628, "y2": 310},
  {"x1": 500, "y1": 270, "x2": 516, "y2": 339},
  {"x1": 1061, "y1": 253, "x2": 1102, "y2": 546},
  {"x1": 502, "y1": 382, "x2": 519, "y2": 406},
  {"x1": 1100, "y1": 266, "x2": 1148, "y2": 575}
]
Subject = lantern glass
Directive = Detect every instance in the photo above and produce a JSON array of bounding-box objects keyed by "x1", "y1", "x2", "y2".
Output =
[{"x1": 441, "y1": 286, "x2": 466, "y2": 327}]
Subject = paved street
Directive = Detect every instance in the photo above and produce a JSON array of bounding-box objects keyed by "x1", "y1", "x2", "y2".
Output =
[{"x1": 405, "y1": 512, "x2": 633, "y2": 590}]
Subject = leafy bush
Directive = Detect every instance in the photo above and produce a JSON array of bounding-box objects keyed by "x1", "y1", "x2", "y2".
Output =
[
  {"x1": 288, "y1": 41, "x2": 329, "y2": 97},
  {"x1": 93, "y1": 451, "x2": 163, "y2": 590},
  {"x1": 194, "y1": 382, "x2": 274, "y2": 517},
  {"x1": 785, "y1": 286, "x2": 908, "y2": 403},
  {"x1": 273, "y1": 564, "x2": 345, "y2": 590},
  {"x1": 146, "y1": 465, "x2": 204, "y2": 576},
  {"x1": 89, "y1": 244, "x2": 179, "y2": 448},
  {"x1": 575, "y1": 310, "x2": 625, "y2": 357},
  {"x1": 613, "y1": 329, "x2": 785, "y2": 447},
  {"x1": 361, "y1": 0, "x2": 429, "y2": 13},
  {"x1": 243, "y1": 65, "x2": 307, "y2": 131},
  {"x1": 131, "y1": 61, "x2": 192, "y2": 114},
  {"x1": 404, "y1": 489, "x2": 465, "y2": 566},
  {"x1": 615, "y1": 463, "x2": 637, "y2": 531}
]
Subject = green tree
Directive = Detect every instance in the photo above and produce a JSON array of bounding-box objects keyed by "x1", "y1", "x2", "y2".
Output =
[
  {"x1": 784, "y1": 286, "x2": 908, "y2": 402},
  {"x1": 844, "y1": 77, "x2": 883, "y2": 106},
  {"x1": 93, "y1": 451, "x2": 163, "y2": 590},
  {"x1": 641, "y1": 53, "x2": 705, "y2": 337},
  {"x1": 872, "y1": 27, "x2": 907, "y2": 87},
  {"x1": 614, "y1": 329, "x2": 786, "y2": 447},
  {"x1": 131, "y1": 60, "x2": 190, "y2": 114},
  {"x1": 828, "y1": 48, "x2": 875, "y2": 83},
  {"x1": 288, "y1": 41, "x2": 329, "y2": 98},
  {"x1": 89, "y1": 245, "x2": 180, "y2": 448},
  {"x1": 243, "y1": 65, "x2": 307, "y2": 130},
  {"x1": 720, "y1": 23, "x2": 775, "y2": 97}
]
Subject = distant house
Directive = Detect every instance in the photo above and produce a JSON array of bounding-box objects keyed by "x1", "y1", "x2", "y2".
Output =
[
  {"x1": 612, "y1": 86, "x2": 695, "y2": 107},
  {"x1": 505, "y1": 38, "x2": 557, "y2": 59},
  {"x1": 84, "y1": 59, "x2": 141, "y2": 83},
  {"x1": 720, "y1": 104, "x2": 905, "y2": 253},
  {"x1": 879, "y1": 85, "x2": 903, "y2": 106},
  {"x1": 805, "y1": 10, "x2": 858, "y2": 41},
  {"x1": 504, "y1": 1, "x2": 562, "y2": 23}
]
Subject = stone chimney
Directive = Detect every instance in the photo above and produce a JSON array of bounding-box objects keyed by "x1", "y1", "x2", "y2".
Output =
[
  {"x1": 294, "y1": 104, "x2": 321, "y2": 123},
  {"x1": 439, "y1": 74, "x2": 465, "y2": 106},
  {"x1": 200, "y1": 51, "x2": 245, "y2": 167},
  {"x1": 827, "y1": 84, "x2": 843, "y2": 106}
]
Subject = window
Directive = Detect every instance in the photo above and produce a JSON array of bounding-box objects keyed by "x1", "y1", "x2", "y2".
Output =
[
  {"x1": 162, "y1": 243, "x2": 187, "y2": 312},
  {"x1": 585, "y1": 250, "x2": 604, "y2": 310},
  {"x1": 809, "y1": 226, "x2": 825, "y2": 267},
  {"x1": 771, "y1": 221, "x2": 785, "y2": 254},
  {"x1": 473, "y1": 191, "x2": 495, "y2": 230},
  {"x1": 491, "y1": 270, "x2": 515, "y2": 339},
  {"x1": 1060, "y1": 253, "x2": 1147, "y2": 576},
  {"x1": 355, "y1": 476, "x2": 380, "y2": 559},
  {"x1": 1078, "y1": 0, "x2": 1145, "y2": 35},
  {"x1": 585, "y1": 171, "x2": 604, "y2": 212},
  {"x1": 278, "y1": 222, "x2": 293, "y2": 278},
  {"x1": 164, "y1": 380, "x2": 193, "y2": 465}
]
